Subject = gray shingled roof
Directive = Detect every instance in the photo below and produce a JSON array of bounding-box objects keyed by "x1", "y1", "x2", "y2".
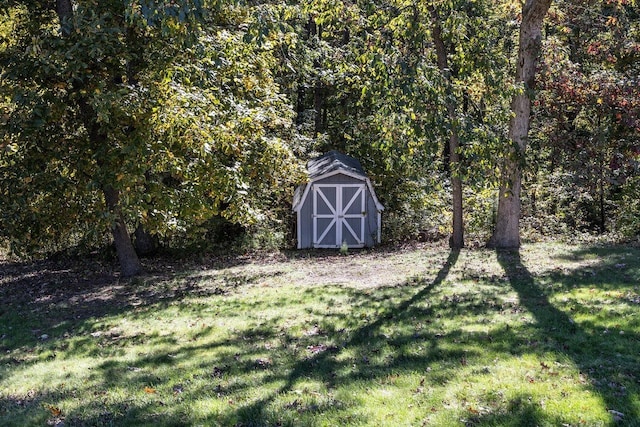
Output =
[{"x1": 307, "y1": 150, "x2": 366, "y2": 179}]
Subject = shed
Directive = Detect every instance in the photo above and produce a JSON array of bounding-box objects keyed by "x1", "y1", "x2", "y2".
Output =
[{"x1": 293, "y1": 151, "x2": 384, "y2": 249}]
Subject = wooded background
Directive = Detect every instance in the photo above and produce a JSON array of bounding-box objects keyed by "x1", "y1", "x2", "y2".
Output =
[{"x1": 1, "y1": 0, "x2": 638, "y2": 275}]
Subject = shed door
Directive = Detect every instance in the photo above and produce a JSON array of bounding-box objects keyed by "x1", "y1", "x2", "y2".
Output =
[{"x1": 313, "y1": 184, "x2": 366, "y2": 248}]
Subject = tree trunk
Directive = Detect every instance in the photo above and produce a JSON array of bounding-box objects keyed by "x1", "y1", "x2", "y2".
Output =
[
  {"x1": 104, "y1": 187, "x2": 142, "y2": 277},
  {"x1": 428, "y1": 5, "x2": 464, "y2": 248},
  {"x1": 598, "y1": 152, "x2": 606, "y2": 233},
  {"x1": 55, "y1": 0, "x2": 142, "y2": 276},
  {"x1": 55, "y1": 0, "x2": 73, "y2": 36},
  {"x1": 449, "y1": 137, "x2": 464, "y2": 249},
  {"x1": 488, "y1": 0, "x2": 552, "y2": 248},
  {"x1": 313, "y1": 81, "x2": 324, "y2": 137},
  {"x1": 296, "y1": 83, "x2": 306, "y2": 126}
]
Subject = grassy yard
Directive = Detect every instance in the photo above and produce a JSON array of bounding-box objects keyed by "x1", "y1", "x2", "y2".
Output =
[{"x1": 0, "y1": 242, "x2": 639, "y2": 426}]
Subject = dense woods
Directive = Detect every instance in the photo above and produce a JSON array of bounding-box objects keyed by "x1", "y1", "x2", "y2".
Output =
[{"x1": 1, "y1": 0, "x2": 639, "y2": 274}]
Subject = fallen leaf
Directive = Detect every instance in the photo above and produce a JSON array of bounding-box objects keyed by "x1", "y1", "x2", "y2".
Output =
[
  {"x1": 144, "y1": 386, "x2": 156, "y2": 394},
  {"x1": 47, "y1": 404, "x2": 62, "y2": 417},
  {"x1": 212, "y1": 366, "x2": 224, "y2": 378}
]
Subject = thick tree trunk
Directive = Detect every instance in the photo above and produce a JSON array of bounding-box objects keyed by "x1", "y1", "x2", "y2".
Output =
[
  {"x1": 55, "y1": 0, "x2": 142, "y2": 276},
  {"x1": 488, "y1": 0, "x2": 552, "y2": 248},
  {"x1": 449, "y1": 135, "x2": 464, "y2": 248},
  {"x1": 428, "y1": 5, "x2": 464, "y2": 248},
  {"x1": 104, "y1": 187, "x2": 142, "y2": 277}
]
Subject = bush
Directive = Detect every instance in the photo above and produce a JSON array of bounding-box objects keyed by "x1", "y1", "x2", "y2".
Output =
[
  {"x1": 615, "y1": 176, "x2": 640, "y2": 239},
  {"x1": 463, "y1": 186, "x2": 497, "y2": 245},
  {"x1": 381, "y1": 179, "x2": 449, "y2": 243}
]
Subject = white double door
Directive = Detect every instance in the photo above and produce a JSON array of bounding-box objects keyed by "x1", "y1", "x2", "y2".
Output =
[{"x1": 313, "y1": 184, "x2": 366, "y2": 248}]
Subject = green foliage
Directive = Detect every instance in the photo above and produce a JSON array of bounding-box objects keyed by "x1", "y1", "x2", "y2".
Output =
[
  {"x1": 528, "y1": 0, "x2": 640, "y2": 236},
  {"x1": 262, "y1": 0, "x2": 514, "y2": 243},
  {"x1": 1, "y1": 0, "x2": 638, "y2": 256},
  {"x1": 382, "y1": 177, "x2": 450, "y2": 243},
  {"x1": 0, "y1": 1, "x2": 303, "y2": 257},
  {"x1": 463, "y1": 186, "x2": 498, "y2": 244},
  {"x1": 615, "y1": 175, "x2": 640, "y2": 239}
]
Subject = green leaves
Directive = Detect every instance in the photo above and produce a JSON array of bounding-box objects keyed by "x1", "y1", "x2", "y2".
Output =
[
  {"x1": 1, "y1": 0, "x2": 636, "y2": 256},
  {"x1": 0, "y1": 1, "x2": 303, "y2": 257}
]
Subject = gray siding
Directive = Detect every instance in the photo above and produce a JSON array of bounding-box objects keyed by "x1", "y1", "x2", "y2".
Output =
[
  {"x1": 364, "y1": 186, "x2": 380, "y2": 246},
  {"x1": 298, "y1": 188, "x2": 314, "y2": 248},
  {"x1": 297, "y1": 172, "x2": 382, "y2": 249},
  {"x1": 314, "y1": 174, "x2": 363, "y2": 185}
]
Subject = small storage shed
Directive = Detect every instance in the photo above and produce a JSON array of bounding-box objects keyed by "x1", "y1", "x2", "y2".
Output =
[{"x1": 293, "y1": 151, "x2": 384, "y2": 249}]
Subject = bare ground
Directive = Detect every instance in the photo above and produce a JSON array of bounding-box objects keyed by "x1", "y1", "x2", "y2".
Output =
[{"x1": 0, "y1": 242, "x2": 445, "y2": 327}]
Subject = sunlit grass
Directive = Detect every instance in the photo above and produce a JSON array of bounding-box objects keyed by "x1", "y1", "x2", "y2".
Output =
[{"x1": 1, "y1": 243, "x2": 639, "y2": 426}]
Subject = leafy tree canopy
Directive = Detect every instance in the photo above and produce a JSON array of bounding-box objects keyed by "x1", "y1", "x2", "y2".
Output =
[{"x1": 0, "y1": 1, "x2": 302, "y2": 265}]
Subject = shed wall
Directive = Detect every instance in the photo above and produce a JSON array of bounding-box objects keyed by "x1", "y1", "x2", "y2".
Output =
[
  {"x1": 297, "y1": 172, "x2": 381, "y2": 249},
  {"x1": 298, "y1": 188, "x2": 314, "y2": 248},
  {"x1": 364, "y1": 186, "x2": 381, "y2": 245},
  {"x1": 314, "y1": 174, "x2": 362, "y2": 185}
]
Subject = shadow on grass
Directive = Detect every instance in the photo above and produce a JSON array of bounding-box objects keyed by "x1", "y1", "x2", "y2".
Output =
[
  {"x1": 460, "y1": 394, "x2": 572, "y2": 427},
  {"x1": 0, "y1": 257, "x2": 267, "y2": 356},
  {"x1": 65, "y1": 245, "x2": 636, "y2": 426},
  {"x1": 3, "y1": 245, "x2": 639, "y2": 426},
  {"x1": 0, "y1": 389, "x2": 176, "y2": 427},
  {"x1": 495, "y1": 249, "x2": 639, "y2": 426},
  {"x1": 218, "y1": 249, "x2": 462, "y2": 425}
]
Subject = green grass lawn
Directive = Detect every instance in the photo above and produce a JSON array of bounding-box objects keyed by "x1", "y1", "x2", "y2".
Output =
[{"x1": 1, "y1": 242, "x2": 639, "y2": 426}]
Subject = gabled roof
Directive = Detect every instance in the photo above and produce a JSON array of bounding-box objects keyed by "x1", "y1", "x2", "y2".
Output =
[
  {"x1": 307, "y1": 150, "x2": 366, "y2": 179},
  {"x1": 293, "y1": 151, "x2": 384, "y2": 213}
]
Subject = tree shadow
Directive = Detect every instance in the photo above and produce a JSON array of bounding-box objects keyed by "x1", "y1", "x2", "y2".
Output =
[
  {"x1": 495, "y1": 249, "x2": 639, "y2": 426},
  {"x1": 3, "y1": 246, "x2": 638, "y2": 425},
  {"x1": 219, "y1": 249, "x2": 461, "y2": 425},
  {"x1": 0, "y1": 256, "x2": 270, "y2": 353},
  {"x1": 461, "y1": 392, "x2": 572, "y2": 427}
]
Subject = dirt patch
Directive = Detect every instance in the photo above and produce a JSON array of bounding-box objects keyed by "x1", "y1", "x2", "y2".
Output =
[{"x1": 0, "y1": 242, "x2": 449, "y2": 328}]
